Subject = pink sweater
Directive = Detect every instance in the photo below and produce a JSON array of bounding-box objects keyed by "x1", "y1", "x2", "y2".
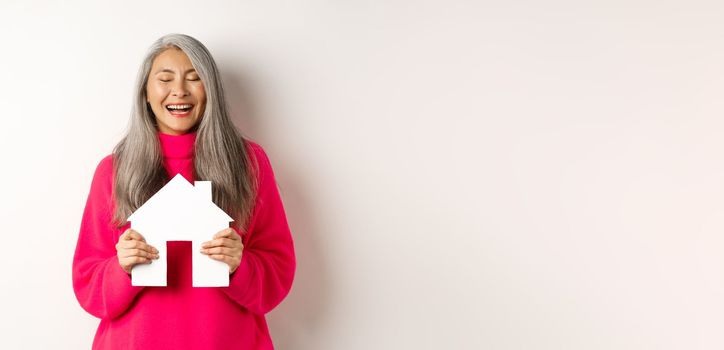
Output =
[{"x1": 72, "y1": 131, "x2": 296, "y2": 349}]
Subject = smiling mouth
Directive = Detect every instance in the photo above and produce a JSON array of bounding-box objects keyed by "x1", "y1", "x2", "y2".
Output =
[{"x1": 166, "y1": 104, "x2": 194, "y2": 117}]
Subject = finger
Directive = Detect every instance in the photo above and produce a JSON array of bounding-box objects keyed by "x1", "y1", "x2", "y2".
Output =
[
  {"x1": 201, "y1": 246, "x2": 238, "y2": 256},
  {"x1": 121, "y1": 229, "x2": 132, "y2": 240},
  {"x1": 119, "y1": 248, "x2": 157, "y2": 259},
  {"x1": 120, "y1": 229, "x2": 133, "y2": 240},
  {"x1": 202, "y1": 238, "x2": 237, "y2": 249},
  {"x1": 118, "y1": 240, "x2": 159, "y2": 254},
  {"x1": 121, "y1": 256, "x2": 152, "y2": 265},
  {"x1": 118, "y1": 239, "x2": 144, "y2": 249},
  {"x1": 127, "y1": 230, "x2": 147, "y2": 242},
  {"x1": 208, "y1": 254, "x2": 235, "y2": 265},
  {"x1": 214, "y1": 228, "x2": 239, "y2": 240},
  {"x1": 122, "y1": 229, "x2": 146, "y2": 242}
]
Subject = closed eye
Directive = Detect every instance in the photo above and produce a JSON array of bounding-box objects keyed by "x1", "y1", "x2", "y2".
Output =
[{"x1": 159, "y1": 78, "x2": 199, "y2": 82}]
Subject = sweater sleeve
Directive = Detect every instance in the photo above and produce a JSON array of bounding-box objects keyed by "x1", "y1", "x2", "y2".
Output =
[
  {"x1": 221, "y1": 142, "x2": 297, "y2": 315},
  {"x1": 72, "y1": 155, "x2": 146, "y2": 320}
]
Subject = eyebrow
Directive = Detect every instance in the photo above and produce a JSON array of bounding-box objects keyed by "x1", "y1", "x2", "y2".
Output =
[{"x1": 154, "y1": 68, "x2": 197, "y2": 74}]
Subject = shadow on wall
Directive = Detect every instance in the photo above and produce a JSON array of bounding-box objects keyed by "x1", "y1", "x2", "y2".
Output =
[{"x1": 222, "y1": 61, "x2": 332, "y2": 348}]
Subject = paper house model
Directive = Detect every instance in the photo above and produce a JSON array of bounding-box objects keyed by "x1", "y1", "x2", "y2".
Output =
[{"x1": 127, "y1": 173, "x2": 234, "y2": 287}]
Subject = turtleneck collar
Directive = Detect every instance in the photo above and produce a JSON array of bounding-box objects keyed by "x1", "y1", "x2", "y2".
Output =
[{"x1": 158, "y1": 130, "x2": 197, "y2": 159}]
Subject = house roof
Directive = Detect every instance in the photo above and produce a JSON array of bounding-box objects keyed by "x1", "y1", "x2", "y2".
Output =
[{"x1": 127, "y1": 173, "x2": 234, "y2": 223}]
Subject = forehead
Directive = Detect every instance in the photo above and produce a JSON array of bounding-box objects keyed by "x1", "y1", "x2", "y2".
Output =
[{"x1": 151, "y1": 48, "x2": 196, "y2": 73}]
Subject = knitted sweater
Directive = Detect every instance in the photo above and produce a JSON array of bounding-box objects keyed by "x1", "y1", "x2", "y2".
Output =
[{"x1": 72, "y1": 131, "x2": 296, "y2": 349}]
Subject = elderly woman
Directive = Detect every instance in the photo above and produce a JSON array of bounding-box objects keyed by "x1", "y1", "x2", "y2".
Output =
[{"x1": 72, "y1": 33, "x2": 296, "y2": 349}]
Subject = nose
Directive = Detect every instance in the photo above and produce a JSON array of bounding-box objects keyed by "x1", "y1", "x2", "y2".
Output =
[{"x1": 171, "y1": 80, "x2": 189, "y2": 97}]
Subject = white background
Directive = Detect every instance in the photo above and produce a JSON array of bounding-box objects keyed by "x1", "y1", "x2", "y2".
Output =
[{"x1": 1, "y1": 0, "x2": 723, "y2": 349}]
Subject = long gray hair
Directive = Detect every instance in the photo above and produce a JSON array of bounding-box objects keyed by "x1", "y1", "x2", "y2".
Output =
[{"x1": 110, "y1": 33, "x2": 258, "y2": 234}]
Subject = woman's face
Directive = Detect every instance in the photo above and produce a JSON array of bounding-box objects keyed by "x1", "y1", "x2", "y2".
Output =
[{"x1": 146, "y1": 48, "x2": 206, "y2": 135}]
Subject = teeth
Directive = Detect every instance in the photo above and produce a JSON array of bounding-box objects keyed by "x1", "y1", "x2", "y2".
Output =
[{"x1": 167, "y1": 104, "x2": 192, "y2": 109}]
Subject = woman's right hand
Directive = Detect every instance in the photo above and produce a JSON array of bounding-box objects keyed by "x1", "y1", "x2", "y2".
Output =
[{"x1": 116, "y1": 228, "x2": 159, "y2": 274}]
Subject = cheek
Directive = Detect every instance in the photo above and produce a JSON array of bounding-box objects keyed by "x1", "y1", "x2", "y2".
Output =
[
  {"x1": 146, "y1": 89, "x2": 164, "y2": 111},
  {"x1": 147, "y1": 83, "x2": 167, "y2": 100},
  {"x1": 194, "y1": 86, "x2": 206, "y2": 100},
  {"x1": 193, "y1": 86, "x2": 207, "y2": 113}
]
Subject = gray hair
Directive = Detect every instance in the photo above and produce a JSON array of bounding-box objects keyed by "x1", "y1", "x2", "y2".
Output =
[{"x1": 111, "y1": 33, "x2": 258, "y2": 233}]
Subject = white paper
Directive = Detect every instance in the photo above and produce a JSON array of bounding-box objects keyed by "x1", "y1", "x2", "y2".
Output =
[{"x1": 126, "y1": 173, "x2": 234, "y2": 287}]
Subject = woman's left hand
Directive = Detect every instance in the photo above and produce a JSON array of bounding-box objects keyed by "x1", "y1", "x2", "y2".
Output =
[{"x1": 200, "y1": 228, "x2": 244, "y2": 274}]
